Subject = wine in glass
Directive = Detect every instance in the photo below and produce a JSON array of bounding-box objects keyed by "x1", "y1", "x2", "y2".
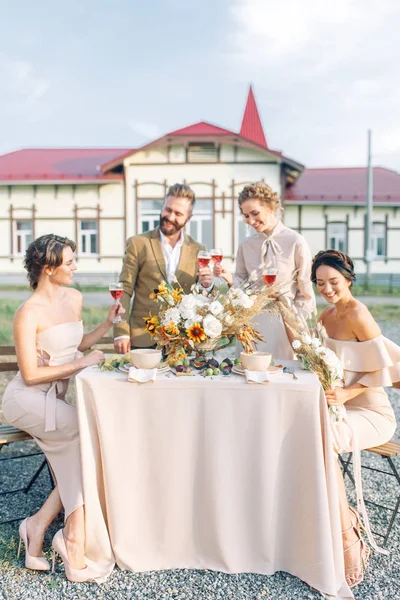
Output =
[
  {"x1": 197, "y1": 250, "x2": 211, "y2": 269},
  {"x1": 210, "y1": 248, "x2": 223, "y2": 264},
  {"x1": 109, "y1": 282, "x2": 124, "y2": 323},
  {"x1": 263, "y1": 268, "x2": 278, "y2": 286}
]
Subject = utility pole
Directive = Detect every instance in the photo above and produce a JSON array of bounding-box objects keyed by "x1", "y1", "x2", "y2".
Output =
[{"x1": 365, "y1": 129, "x2": 373, "y2": 288}]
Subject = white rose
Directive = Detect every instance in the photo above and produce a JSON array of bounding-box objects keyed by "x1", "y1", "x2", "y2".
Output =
[
  {"x1": 209, "y1": 301, "x2": 223, "y2": 316},
  {"x1": 311, "y1": 337, "x2": 321, "y2": 348},
  {"x1": 195, "y1": 294, "x2": 209, "y2": 307},
  {"x1": 302, "y1": 334, "x2": 312, "y2": 345},
  {"x1": 292, "y1": 340, "x2": 302, "y2": 350},
  {"x1": 315, "y1": 346, "x2": 325, "y2": 355},
  {"x1": 179, "y1": 294, "x2": 196, "y2": 312},
  {"x1": 202, "y1": 314, "x2": 223, "y2": 339},
  {"x1": 163, "y1": 307, "x2": 181, "y2": 325},
  {"x1": 321, "y1": 348, "x2": 342, "y2": 371},
  {"x1": 184, "y1": 312, "x2": 203, "y2": 327}
]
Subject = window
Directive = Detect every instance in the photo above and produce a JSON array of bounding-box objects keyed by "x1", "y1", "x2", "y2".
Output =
[
  {"x1": 138, "y1": 200, "x2": 162, "y2": 233},
  {"x1": 371, "y1": 223, "x2": 385, "y2": 258},
  {"x1": 80, "y1": 220, "x2": 98, "y2": 255},
  {"x1": 236, "y1": 216, "x2": 253, "y2": 250},
  {"x1": 187, "y1": 143, "x2": 217, "y2": 163},
  {"x1": 185, "y1": 200, "x2": 213, "y2": 249},
  {"x1": 14, "y1": 220, "x2": 33, "y2": 255},
  {"x1": 327, "y1": 223, "x2": 347, "y2": 252}
]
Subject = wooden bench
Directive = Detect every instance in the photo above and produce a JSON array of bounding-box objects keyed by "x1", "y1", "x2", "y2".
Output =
[{"x1": 339, "y1": 439, "x2": 400, "y2": 546}]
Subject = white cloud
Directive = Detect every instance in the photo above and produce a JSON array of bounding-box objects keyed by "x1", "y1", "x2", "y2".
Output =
[
  {"x1": 0, "y1": 56, "x2": 50, "y2": 108},
  {"x1": 225, "y1": 0, "x2": 400, "y2": 169},
  {"x1": 128, "y1": 119, "x2": 162, "y2": 141}
]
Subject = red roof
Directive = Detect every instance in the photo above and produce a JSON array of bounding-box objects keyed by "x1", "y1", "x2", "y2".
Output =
[
  {"x1": 168, "y1": 121, "x2": 235, "y2": 136},
  {"x1": 240, "y1": 86, "x2": 268, "y2": 149},
  {"x1": 287, "y1": 167, "x2": 400, "y2": 204},
  {"x1": 0, "y1": 149, "x2": 129, "y2": 182}
]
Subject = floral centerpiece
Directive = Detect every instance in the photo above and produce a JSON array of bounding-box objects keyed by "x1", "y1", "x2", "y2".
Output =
[{"x1": 143, "y1": 268, "x2": 288, "y2": 365}]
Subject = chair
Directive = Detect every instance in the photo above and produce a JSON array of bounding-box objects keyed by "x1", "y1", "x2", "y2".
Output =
[{"x1": 339, "y1": 439, "x2": 400, "y2": 546}]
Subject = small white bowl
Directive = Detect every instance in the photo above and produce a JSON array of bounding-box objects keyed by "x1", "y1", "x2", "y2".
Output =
[
  {"x1": 130, "y1": 348, "x2": 162, "y2": 370},
  {"x1": 240, "y1": 351, "x2": 272, "y2": 371}
]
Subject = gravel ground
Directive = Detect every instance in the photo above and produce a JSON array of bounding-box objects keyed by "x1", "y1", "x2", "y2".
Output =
[{"x1": 0, "y1": 323, "x2": 399, "y2": 600}]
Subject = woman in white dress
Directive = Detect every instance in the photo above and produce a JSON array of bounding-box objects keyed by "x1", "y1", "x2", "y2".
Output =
[
  {"x1": 313, "y1": 249, "x2": 398, "y2": 587},
  {"x1": 2, "y1": 234, "x2": 122, "y2": 582},
  {"x1": 214, "y1": 182, "x2": 316, "y2": 358}
]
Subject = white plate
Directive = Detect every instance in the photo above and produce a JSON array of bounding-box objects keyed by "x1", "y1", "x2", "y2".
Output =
[
  {"x1": 232, "y1": 365, "x2": 283, "y2": 376},
  {"x1": 118, "y1": 364, "x2": 170, "y2": 374}
]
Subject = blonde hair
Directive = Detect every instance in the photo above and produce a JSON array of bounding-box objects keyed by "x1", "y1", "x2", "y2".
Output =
[
  {"x1": 165, "y1": 183, "x2": 196, "y2": 213},
  {"x1": 238, "y1": 182, "x2": 282, "y2": 216}
]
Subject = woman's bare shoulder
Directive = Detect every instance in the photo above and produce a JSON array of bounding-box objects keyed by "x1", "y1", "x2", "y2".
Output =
[
  {"x1": 348, "y1": 300, "x2": 381, "y2": 339},
  {"x1": 13, "y1": 299, "x2": 40, "y2": 327},
  {"x1": 62, "y1": 287, "x2": 82, "y2": 305},
  {"x1": 318, "y1": 305, "x2": 334, "y2": 323}
]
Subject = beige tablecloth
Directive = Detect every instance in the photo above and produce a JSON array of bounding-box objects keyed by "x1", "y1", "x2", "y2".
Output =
[{"x1": 75, "y1": 362, "x2": 352, "y2": 599}]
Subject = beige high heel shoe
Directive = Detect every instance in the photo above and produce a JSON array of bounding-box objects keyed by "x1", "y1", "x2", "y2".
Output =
[
  {"x1": 342, "y1": 523, "x2": 370, "y2": 588},
  {"x1": 51, "y1": 529, "x2": 98, "y2": 582},
  {"x1": 349, "y1": 506, "x2": 367, "y2": 535},
  {"x1": 17, "y1": 518, "x2": 50, "y2": 571}
]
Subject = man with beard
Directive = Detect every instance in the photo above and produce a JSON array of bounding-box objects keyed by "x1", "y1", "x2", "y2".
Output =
[{"x1": 114, "y1": 183, "x2": 214, "y2": 352}]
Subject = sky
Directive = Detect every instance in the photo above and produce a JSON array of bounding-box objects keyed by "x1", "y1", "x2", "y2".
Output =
[{"x1": 1, "y1": 0, "x2": 400, "y2": 170}]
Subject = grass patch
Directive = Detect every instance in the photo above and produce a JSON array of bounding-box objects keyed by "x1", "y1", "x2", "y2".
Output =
[
  {"x1": 350, "y1": 284, "x2": 400, "y2": 296},
  {"x1": 0, "y1": 300, "x2": 110, "y2": 345}
]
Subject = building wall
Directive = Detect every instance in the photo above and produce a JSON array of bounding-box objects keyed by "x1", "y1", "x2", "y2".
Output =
[{"x1": 1, "y1": 144, "x2": 400, "y2": 278}]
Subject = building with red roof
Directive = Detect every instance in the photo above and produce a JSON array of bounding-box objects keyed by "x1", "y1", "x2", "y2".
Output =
[{"x1": 0, "y1": 86, "x2": 399, "y2": 281}]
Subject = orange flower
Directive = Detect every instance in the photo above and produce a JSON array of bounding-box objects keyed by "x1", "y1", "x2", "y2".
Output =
[
  {"x1": 165, "y1": 323, "x2": 179, "y2": 336},
  {"x1": 143, "y1": 314, "x2": 159, "y2": 336},
  {"x1": 172, "y1": 287, "x2": 183, "y2": 303},
  {"x1": 186, "y1": 323, "x2": 207, "y2": 343}
]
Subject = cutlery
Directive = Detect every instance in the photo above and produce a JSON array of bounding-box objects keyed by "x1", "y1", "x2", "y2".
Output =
[{"x1": 283, "y1": 366, "x2": 298, "y2": 380}]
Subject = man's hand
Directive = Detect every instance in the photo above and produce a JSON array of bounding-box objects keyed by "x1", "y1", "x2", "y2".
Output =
[
  {"x1": 198, "y1": 266, "x2": 214, "y2": 289},
  {"x1": 114, "y1": 337, "x2": 131, "y2": 354}
]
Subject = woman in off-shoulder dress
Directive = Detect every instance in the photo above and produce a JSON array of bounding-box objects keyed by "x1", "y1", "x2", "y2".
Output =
[
  {"x1": 2, "y1": 234, "x2": 121, "y2": 582},
  {"x1": 214, "y1": 183, "x2": 316, "y2": 359},
  {"x1": 312, "y1": 249, "x2": 398, "y2": 589}
]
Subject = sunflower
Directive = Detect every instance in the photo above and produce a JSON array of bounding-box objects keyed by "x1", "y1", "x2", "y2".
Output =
[
  {"x1": 143, "y1": 314, "x2": 160, "y2": 336},
  {"x1": 172, "y1": 287, "x2": 183, "y2": 303},
  {"x1": 165, "y1": 323, "x2": 180, "y2": 336},
  {"x1": 186, "y1": 323, "x2": 207, "y2": 343},
  {"x1": 149, "y1": 281, "x2": 168, "y2": 300}
]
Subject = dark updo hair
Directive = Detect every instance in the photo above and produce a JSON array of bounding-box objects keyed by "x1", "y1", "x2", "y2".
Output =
[
  {"x1": 311, "y1": 249, "x2": 356, "y2": 287},
  {"x1": 24, "y1": 234, "x2": 76, "y2": 290}
]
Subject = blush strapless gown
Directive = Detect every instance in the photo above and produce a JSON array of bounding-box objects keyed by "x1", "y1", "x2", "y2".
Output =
[{"x1": 2, "y1": 321, "x2": 85, "y2": 520}]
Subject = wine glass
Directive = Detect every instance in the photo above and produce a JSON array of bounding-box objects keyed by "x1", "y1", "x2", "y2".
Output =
[
  {"x1": 210, "y1": 248, "x2": 223, "y2": 285},
  {"x1": 263, "y1": 267, "x2": 278, "y2": 286},
  {"x1": 210, "y1": 248, "x2": 223, "y2": 265},
  {"x1": 109, "y1": 282, "x2": 124, "y2": 323},
  {"x1": 197, "y1": 250, "x2": 211, "y2": 269}
]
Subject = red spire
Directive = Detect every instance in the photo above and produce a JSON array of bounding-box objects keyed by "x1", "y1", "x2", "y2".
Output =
[{"x1": 239, "y1": 85, "x2": 268, "y2": 148}]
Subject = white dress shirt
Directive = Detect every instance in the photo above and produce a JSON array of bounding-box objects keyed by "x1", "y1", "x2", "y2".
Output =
[{"x1": 159, "y1": 230, "x2": 184, "y2": 283}]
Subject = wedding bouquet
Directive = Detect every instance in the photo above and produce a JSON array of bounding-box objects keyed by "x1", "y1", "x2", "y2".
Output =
[
  {"x1": 291, "y1": 323, "x2": 345, "y2": 420},
  {"x1": 144, "y1": 268, "x2": 286, "y2": 364}
]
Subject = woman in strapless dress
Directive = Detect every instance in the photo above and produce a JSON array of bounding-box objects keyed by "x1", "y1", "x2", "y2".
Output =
[
  {"x1": 2, "y1": 234, "x2": 122, "y2": 582},
  {"x1": 312, "y1": 249, "x2": 398, "y2": 589}
]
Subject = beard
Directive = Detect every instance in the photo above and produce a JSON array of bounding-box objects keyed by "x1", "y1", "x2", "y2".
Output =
[{"x1": 159, "y1": 215, "x2": 186, "y2": 237}]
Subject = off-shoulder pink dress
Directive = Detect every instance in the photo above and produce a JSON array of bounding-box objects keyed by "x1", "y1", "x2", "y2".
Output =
[
  {"x1": 2, "y1": 321, "x2": 84, "y2": 520},
  {"x1": 325, "y1": 335, "x2": 398, "y2": 450}
]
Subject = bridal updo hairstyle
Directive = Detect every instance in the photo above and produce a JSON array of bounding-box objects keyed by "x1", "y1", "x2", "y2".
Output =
[
  {"x1": 311, "y1": 249, "x2": 356, "y2": 288},
  {"x1": 24, "y1": 234, "x2": 76, "y2": 290},
  {"x1": 238, "y1": 182, "x2": 282, "y2": 217}
]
